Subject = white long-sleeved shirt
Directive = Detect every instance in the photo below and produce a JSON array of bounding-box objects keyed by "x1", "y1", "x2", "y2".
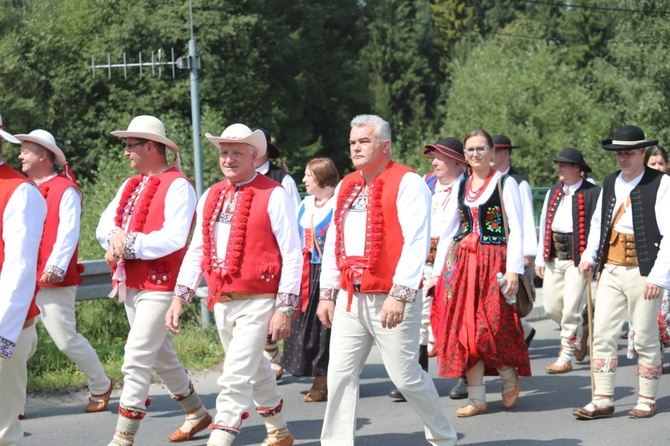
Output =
[
  {"x1": 176, "y1": 174, "x2": 303, "y2": 301},
  {"x1": 0, "y1": 176, "x2": 46, "y2": 359},
  {"x1": 319, "y1": 171, "x2": 431, "y2": 292},
  {"x1": 534, "y1": 179, "x2": 583, "y2": 268},
  {"x1": 501, "y1": 166, "x2": 537, "y2": 257},
  {"x1": 96, "y1": 176, "x2": 197, "y2": 259},
  {"x1": 430, "y1": 173, "x2": 465, "y2": 238},
  {"x1": 256, "y1": 160, "x2": 302, "y2": 205},
  {"x1": 433, "y1": 170, "x2": 525, "y2": 277},
  {"x1": 581, "y1": 171, "x2": 670, "y2": 289},
  {"x1": 36, "y1": 174, "x2": 81, "y2": 277}
]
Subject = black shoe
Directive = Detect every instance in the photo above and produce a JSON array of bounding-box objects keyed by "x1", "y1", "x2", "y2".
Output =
[
  {"x1": 449, "y1": 377, "x2": 468, "y2": 399},
  {"x1": 389, "y1": 388, "x2": 406, "y2": 401},
  {"x1": 419, "y1": 345, "x2": 429, "y2": 372},
  {"x1": 525, "y1": 328, "x2": 536, "y2": 347}
]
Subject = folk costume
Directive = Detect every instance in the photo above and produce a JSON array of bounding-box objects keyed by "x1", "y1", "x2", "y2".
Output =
[
  {"x1": 98, "y1": 116, "x2": 208, "y2": 445},
  {"x1": 319, "y1": 161, "x2": 457, "y2": 446},
  {"x1": 0, "y1": 162, "x2": 46, "y2": 445},
  {"x1": 536, "y1": 148, "x2": 600, "y2": 372},
  {"x1": 281, "y1": 194, "x2": 334, "y2": 378},
  {"x1": 433, "y1": 171, "x2": 530, "y2": 379},
  {"x1": 174, "y1": 172, "x2": 302, "y2": 446},
  {"x1": 15, "y1": 129, "x2": 113, "y2": 408},
  {"x1": 575, "y1": 125, "x2": 670, "y2": 420}
]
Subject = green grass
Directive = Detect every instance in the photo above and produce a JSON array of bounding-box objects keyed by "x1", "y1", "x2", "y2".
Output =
[{"x1": 27, "y1": 299, "x2": 223, "y2": 393}]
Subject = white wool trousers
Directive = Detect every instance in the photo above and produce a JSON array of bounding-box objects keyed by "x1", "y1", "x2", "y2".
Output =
[
  {"x1": 120, "y1": 289, "x2": 191, "y2": 409},
  {"x1": 542, "y1": 259, "x2": 588, "y2": 344},
  {"x1": 321, "y1": 290, "x2": 457, "y2": 446},
  {"x1": 420, "y1": 263, "x2": 434, "y2": 346},
  {"x1": 0, "y1": 324, "x2": 37, "y2": 446},
  {"x1": 592, "y1": 265, "x2": 662, "y2": 397},
  {"x1": 37, "y1": 286, "x2": 110, "y2": 394},
  {"x1": 212, "y1": 297, "x2": 284, "y2": 429}
]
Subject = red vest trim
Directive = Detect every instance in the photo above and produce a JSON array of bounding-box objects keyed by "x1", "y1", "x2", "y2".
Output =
[
  {"x1": 201, "y1": 175, "x2": 283, "y2": 310},
  {"x1": 335, "y1": 161, "x2": 412, "y2": 294},
  {"x1": 0, "y1": 164, "x2": 41, "y2": 320},
  {"x1": 37, "y1": 175, "x2": 83, "y2": 287},
  {"x1": 113, "y1": 167, "x2": 193, "y2": 291}
]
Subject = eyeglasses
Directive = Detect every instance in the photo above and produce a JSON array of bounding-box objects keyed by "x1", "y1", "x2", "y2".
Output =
[
  {"x1": 125, "y1": 140, "x2": 147, "y2": 150},
  {"x1": 465, "y1": 146, "x2": 490, "y2": 154}
]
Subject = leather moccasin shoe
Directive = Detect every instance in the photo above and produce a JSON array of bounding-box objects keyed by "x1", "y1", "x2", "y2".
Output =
[
  {"x1": 545, "y1": 362, "x2": 573, "y2": 374},
  {"x1": 628, "y1": 403, "x2": 657, "y2": 419},
  {"x1": 573, "y1": 402, "x2": 614, "y2": 419},
  {"x1": 261, "y1": 432, "x2": 294, "y2": 446},
  {"x1": 501, "y1": 376, "x2": 520, "y2": 408},
  {"x1": 388, "y1": 388, "x2": 406, "y2": 401},
  {"x1": 85, "y1": 379, "x2": 114, "y2": 413},
  {"x1": 168, "y1": 412, "x2": 212, "y2": 442},
  {"x1": 456, "y1": 401, "x2": 487, "y2": 417}
]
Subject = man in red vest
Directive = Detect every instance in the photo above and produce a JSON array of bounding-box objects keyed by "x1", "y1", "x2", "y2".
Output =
[
  {"x1": 165, "y1": 123, "x2": 302, "y2": 446},
  {"x1": 15, "y1": 129, "x2": 113, "y2": 414},
  {"x1": 316, "y1": 115, "x2": 457, "y2": 445},
  {"x1": 96, "y1": 115, "x2": 210, "y2": 445},
  {"x1": 0, "y1": 120, "x2": 46, "y2": 445}
]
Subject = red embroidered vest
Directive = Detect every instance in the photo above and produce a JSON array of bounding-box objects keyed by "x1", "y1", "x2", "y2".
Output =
[
  {"x1": 0, "y1": 164, "x2": 41, "y2": 320},
  {"x1": 116, "y1": 168, "x2": 193, "y2": 291},
  {"x1": 201, "y1": 175, "x2": 283, "y2": 309},
  {"x1": 37, "y1": 175, "x2": 83, "y2": 287},
  {"x1": 335, "y1": 161, "x2": 412, "y2": 293}
]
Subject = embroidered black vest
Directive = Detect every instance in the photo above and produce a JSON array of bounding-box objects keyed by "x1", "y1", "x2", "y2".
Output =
[
  {"x1": 454, "y1": 175, "x2": 509, "y2": 245},
  {"x1": 507, "y1": 166, "x2": 527, "y2": 186},
  {"x1": 265, "y1": 163, "x2": 287, "y2": 183},
  {"x1": 541, "y1": 181, "x2": 601, "y2": 266},
  {"x1": 596, "y1": 167, "x2": 664, "y2": 276}
]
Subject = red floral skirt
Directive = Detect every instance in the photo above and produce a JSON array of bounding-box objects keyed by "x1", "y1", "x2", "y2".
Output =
[{"x1": 436, "y1": 233, "x2": 531, "y2": 378}]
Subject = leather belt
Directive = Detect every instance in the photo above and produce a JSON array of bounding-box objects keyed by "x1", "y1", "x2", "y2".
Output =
[
  {"x1": 218, "y1": 292, "x2": 275, "y2": 303},
  {"x1": 606, "y1": 230, "x2": 638, "y2": 266},
  {"x1": 551, "y1": 232, "x2": 573, "y2": 261}
]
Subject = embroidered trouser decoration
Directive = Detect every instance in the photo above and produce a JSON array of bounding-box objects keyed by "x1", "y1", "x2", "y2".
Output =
[
  {"x1": 638, "y1": 361, "x2": 662, "y2": 398},
  {"x1": 108, "y1": 405, "x2": 146, "y2": 446},
  {"x1": 592, "y1": 356, "x2": 617, "y2": 396}
]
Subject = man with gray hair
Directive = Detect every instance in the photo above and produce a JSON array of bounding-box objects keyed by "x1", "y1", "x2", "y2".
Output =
[
  {"x1": 317, "y1": 115, "x2": 457, "y2": 445},
  {"x1": 166, "y1": 123, "x2": 302, "y2": 446}
]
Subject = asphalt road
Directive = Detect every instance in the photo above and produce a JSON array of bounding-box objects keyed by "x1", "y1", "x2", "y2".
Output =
[{"x1": 20, "y1": 290, "x2": 670, "y2": 445}]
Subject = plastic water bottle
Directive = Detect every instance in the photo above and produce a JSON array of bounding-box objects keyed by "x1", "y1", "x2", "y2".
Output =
[{"x1": 496, "y1": 272, "x2": 517, "y2": 305}]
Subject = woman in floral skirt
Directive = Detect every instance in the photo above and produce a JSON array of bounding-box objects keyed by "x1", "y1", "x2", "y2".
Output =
[{"x1": 431, "y1": 129, "x2": 531, "y2": 417}]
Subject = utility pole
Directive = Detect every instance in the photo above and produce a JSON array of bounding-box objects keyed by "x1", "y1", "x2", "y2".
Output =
[{"x1": 91, "y1": 0, "x2": 211, "y2": 328}]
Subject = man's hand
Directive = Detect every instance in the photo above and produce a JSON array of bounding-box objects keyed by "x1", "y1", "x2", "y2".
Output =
[
  {"x1": 578, "y1": 261, "x2": 593, "y2": 280},
  {"x1": 165, "y1": 297, "x2": 184, "y2": 334},
  {"x1": 268, "y1": 310, "x2": 291, "y2": 342},
  {"x1": 40, "y1": 272, "x2": 62, "y2": 284},
  {"x1": 535, "y1": 265, "x2": 545, "y2": 279},
  {"x1": 317, "y1": 301, "x2": 335, "y2": 329},
  {"x1": 104, "y1": 249, "x2": 120, "y2": 265},
  {"x1": 502, "y1": 272, "x2": 519, "y2": 299},
  {"x1": 380, "y1": 296, "x2": 405, "y2": 329},
  {"x1": 109, "y1": 231, "x2": 129, "y2": 260},
  {"x1": 644, "y1": 282, "x2": 662, "y2": 300}
]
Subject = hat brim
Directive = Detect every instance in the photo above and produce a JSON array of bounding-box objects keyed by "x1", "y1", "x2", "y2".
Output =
[
  {"x1": 267, "y1": 141, "x2": 281, "y2": 159},
  {"x1": 0, "y1": 129, "x2": 20, "y2": 145},
  {"x1": 493, "y1": 144, "x2": 520, "y2": 150},
  {"x1": 111, "y1": 130, "x2": 179, "y2": 154},
  {"x1": 422, "y1": 144, "x2": 467, "y2": 164},
  {"x1": 15, "y1": 134, "x2": 67, "y2": 166},
  {"x1": 205, "y1": 132, "x2": 267, "y2": 159},
  {"x1": 600, "y1": 139, "x2": 658, "y2": 151},
  {"x1": 549, "y1": 156, "x2": 592, "y2": 173}
]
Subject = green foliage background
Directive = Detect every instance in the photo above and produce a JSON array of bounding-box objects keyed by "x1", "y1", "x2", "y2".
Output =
[{"x1": 2, "y1": 0, "x2": 670, "y2": 389}]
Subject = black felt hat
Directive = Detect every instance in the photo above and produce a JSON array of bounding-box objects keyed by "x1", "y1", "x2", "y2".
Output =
[
  {"x1": 422, "y1": 137, "x2": 467, "y2": 164},
  {"x1": 492, "y1": 134, "x2": 520, "y2": 150},
  {"x1": 549, "y1": 147, "x2": 592, "y2": 173},
  {"x1": 601, "y1": 125, "x2": 658, "y2": 151},
  {"x1": 253, "y1": 127, "x2": 282, "y2": 159}
]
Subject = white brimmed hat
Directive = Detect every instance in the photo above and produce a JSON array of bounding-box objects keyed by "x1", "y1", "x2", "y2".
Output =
[
  {"x1": 0, "y1": 113, "x2": 20, "y2": 144},
  {"x1": 15, "y1": 129, "x2": 67, "y2": 166},
  {"x1": 111, "y1": 115, "x2": 179, "y2": 154},
  {"x1": 205, "y1": 123, "x2": 267, "y2": 158}
]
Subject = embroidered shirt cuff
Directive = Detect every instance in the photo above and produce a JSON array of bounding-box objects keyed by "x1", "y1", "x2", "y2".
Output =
[
  {"x1": 44, "y1": 264, "x2": 66, "y2": 280},
  {"x1": 106, "y1": 228, "x2": 121, "y2": 245},
  {"x1": 319, "y1": 288, "x2": 338, "y2": 301},
  {"x1": 389, "y1": 284, "x2": 417, "y2": 303},
  {"x1": 0, "y1": 336, "x2": 16, "y2": 360},
  {"x1": 276, "y1": 293, "x2": 300, "y2": 309},
  {"x1": 124, "y1": 233, "x2": 138, "y2": 259},
  {"x1": 174, "y1": 285, "x2": 195, "y2": 304}
]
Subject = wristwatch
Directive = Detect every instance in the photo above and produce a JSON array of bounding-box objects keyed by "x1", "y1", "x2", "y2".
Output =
[{"x1": 277, "y1": 306, "x2": 295, "y2": 317}]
